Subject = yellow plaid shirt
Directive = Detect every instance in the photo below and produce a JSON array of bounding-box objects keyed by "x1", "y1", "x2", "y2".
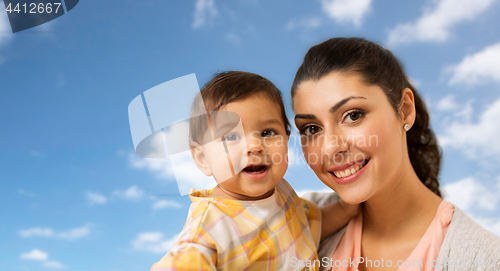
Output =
[{"x1": 151, "y1": 179, "x2": 321, "y2": 271}]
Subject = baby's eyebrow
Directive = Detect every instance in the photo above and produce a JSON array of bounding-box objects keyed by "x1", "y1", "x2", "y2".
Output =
[{"x1": 259, "y1": 119, "x2": 283, "y2": 126}]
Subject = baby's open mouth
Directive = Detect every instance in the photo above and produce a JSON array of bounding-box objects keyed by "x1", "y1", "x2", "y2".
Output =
[{"x1": 243, "y1": 165, "x2": 268, "y2": 173}]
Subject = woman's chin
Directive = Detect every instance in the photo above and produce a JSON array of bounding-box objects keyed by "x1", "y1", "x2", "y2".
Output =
[
  {"x1": 341, "y1": 196, "x2": 366, "y2": 205},
  {"x1": 334, "y1": 188, "x2": 371, "y2": 205}
]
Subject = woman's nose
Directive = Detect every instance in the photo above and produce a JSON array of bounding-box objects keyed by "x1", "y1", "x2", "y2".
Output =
[{"x1": 321, "y1": 129, "x2": 349, "y2": 162}]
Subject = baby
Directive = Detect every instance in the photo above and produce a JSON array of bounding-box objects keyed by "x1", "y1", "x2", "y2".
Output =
[{"x1": 151, "y1": 71, "x2": 359, "y2": 271}]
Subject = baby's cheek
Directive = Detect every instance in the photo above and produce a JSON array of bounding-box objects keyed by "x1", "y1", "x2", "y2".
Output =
[
  {"x1": 272, "y1": 143, "x2": 287, "y2": 161},
  {"x1": 226, "y1": 141, "x2": 249, "y2": 173},
  {"x1": 275, "y1": 146, "x2": 288, "y2": 168}
]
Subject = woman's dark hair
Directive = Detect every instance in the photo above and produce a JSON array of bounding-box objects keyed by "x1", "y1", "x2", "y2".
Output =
[{"x1": 291, "y1": 37, "x2": 442, "y2": 197}]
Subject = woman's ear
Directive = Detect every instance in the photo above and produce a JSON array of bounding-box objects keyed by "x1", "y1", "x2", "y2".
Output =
[
  {"x1": 190, "y1": 141, "x2": 213, "y2": 177},
  {"x1": 399, "y1": 88, "x2": 416, "y2": 129}
]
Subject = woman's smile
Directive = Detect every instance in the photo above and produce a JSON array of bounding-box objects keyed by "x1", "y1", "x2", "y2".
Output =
[
  {"x1": 327, "y1": 158, "x2": 370, "y2": 185},
  {"x1": 293, "y1": 71, "x2": 407, "y2": 204}
]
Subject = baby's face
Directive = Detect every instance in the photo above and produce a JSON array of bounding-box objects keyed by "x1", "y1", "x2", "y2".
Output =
[{"x1": 202, "y1": 94, "x2": 289, "y2": 199}]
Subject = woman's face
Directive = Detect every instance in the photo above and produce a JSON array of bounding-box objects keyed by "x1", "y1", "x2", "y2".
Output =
[{"x1": 293, "y1": 72, "x2": 407, "y2": 204}]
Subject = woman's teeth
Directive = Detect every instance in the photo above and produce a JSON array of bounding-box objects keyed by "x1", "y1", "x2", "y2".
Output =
[{"x1": 333, "y1": 162, "x2": 366, "y2": 178}]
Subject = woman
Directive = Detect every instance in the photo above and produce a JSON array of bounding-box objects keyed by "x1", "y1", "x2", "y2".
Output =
[{"x1": 292, "y1": 38, "x2": 500, "y2": 270}]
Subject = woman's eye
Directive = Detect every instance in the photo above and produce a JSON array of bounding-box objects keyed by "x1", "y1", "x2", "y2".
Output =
[
  {"x1": 223, "y1": 133, "x2": 240, "y2": 141},
  {"x1": 344, "y1": 110, "x2": 364, "y2": 123},
  {"x1": 261, "y1": 130, "x2": 277, "y2": 137},
  {"x1": 300, "y1": 125, "x2": 322, "y2": 136}
]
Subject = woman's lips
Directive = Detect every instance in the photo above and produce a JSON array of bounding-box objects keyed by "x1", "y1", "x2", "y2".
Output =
[{"x1": 329, "y1": 159, "x2": 370, "y2": 185}]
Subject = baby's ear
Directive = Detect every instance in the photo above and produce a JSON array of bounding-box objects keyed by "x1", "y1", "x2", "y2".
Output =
[{"x1": 190, "y1": 141, "x2": 213, "y2": 177}]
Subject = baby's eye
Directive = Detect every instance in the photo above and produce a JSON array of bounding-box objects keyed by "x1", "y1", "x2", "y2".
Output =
[
  {"x1": 223, "y1": 133, "x2": 241, "y2": 141},
  {"x1": 300, "y1": 125, "x2": 322, "y2": 136},
  {"x1": 344, "y1": 110, "x2": 364, "y2": 123},
  {"x1": 261, "y1": 130, "x2": 277, "y2": 137}
]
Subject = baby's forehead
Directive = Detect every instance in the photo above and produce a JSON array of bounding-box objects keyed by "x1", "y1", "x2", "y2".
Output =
[
  {"x1": 220, "y1": 93, "x2": 282, "y2": 112},
  {"x1": 198, "y1": 110, "x2": 242, "y2": 142}
]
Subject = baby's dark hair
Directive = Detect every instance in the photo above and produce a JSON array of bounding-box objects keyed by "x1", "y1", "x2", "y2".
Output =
[{"x1": 190, "y1": 71, "x2": 291, "y2": 144}]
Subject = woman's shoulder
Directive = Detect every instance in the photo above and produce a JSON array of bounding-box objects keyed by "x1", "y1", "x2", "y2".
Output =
[
  {"x1": 436, "y1": 205, "x2": 500, "y2": 269},
  {"x1": 448, "y1": 206, "x2": 500, "y2": 246}
]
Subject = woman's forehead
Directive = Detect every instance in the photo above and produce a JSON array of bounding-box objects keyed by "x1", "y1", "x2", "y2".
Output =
[{"x1": 293, "y1": 73, "x2": 385, "y2": 111}]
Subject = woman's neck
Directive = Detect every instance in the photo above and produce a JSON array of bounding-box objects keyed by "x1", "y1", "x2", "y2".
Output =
[{"x1": 362, "y1": 161, "x2": 443, "y2": 237}]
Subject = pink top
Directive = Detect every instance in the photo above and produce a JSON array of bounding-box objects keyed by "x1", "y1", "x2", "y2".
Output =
[{"x1": 330, "y1": 200, "x2": 455, "y2": 271}]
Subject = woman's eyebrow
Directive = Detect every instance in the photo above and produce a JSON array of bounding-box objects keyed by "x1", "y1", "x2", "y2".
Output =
[
  {"x1": 329, "y1": 96, "x2": 366, "y2": 114},
  {"x1": 294, "y1": 96, "x2": 366, "y2": 120},
  {"x1": 294, "y1": 114, "x2": 316, "y2": 120}
]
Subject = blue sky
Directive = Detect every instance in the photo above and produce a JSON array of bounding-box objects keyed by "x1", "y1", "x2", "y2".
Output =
[{"x1": 1, "y1": 0, "x2": 500, "y2": 270}]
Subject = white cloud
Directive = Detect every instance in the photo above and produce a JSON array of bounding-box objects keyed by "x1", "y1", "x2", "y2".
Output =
[
  {"x1": 19, "y1": 225, "x2": 90, "y2": 240},
  {"x1": 19, "y1": 249, "x2": 66, "y2": 269},
  {"x1": 129, "y1": 150, "x2": 215, "y2": 196},
  {"x1": 436, "y1": 94, "x2": 458, "y2": 111},
  {"x1": 224, "y1": 33, "x2": 240, "y2": 45},
  {"x1": 86, "y1": 192, "x2": 107, "y2": 205},
  {"x1": 0, "y1": 0, "x2": 13, "y2": 64},
  {"x1": 29, "y1": 150, "x2": 43, "y2": 157},
  {"x1": 167, "y1": 151, "x2": 216, "y2": 195},
  {"x1": 438, "y1": 98, "x2": 500, "y2": 159},
  {"x1": 387, "y1": 0, "x2": 494, "y2": 46},
  {"x1": 19, "y1": 227, "x2": 54, "y2": 238},
  {"x1": 447, "y1": 42, "x2": 500, "y2": 85},
  {"x1": 443, "y1": 177, "x2": 500, "y2": 237},
  {"x1": 454, "y1": 100, "x2": 474, "y2": 123},
  {"x1": 152, "y1": 200, "x2": 182, "y2": 210},
  {"x1": 56, "y1": 73, "x2": 65, "y2": 87},
  {"x1": 285, "y1": 17, "x2": 322, "y2": 32},
  {"x1": 443, "y1": 177, "x2": 499, "y2": 212},
  {"x1": 408, "y1": 77, "x2": 421, "y2": 89},
  {"x1": 321, "y1": 0, "x2": 372, "y2": 27},
  {"x1": 20, "y1": 249, "x2": 48, "y2": 261},
  {"x1": 113, "y1": 185, "x2": 145, "y2": 201},
  {"x1": 18, "y1": 189, "x2": 35, "y2": 197},
  {"x1": 132, "y1": 232, "x2": 176, "y2": 254},
  {"x1": 57, "y1": 225, "x2": 90, "y2": 240},
  {"x1": 192, "y1": 0, "x2": 218, "y2": 29},
  {"x1": 43, "y1": 261, "x2": 65, "y2": 269},
  {"x1": 129, "y1": 154, "x2": 171, "y2": 180},
  {"x1": 0, "y1": 1, "x2": 12, "y2": 45}
]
